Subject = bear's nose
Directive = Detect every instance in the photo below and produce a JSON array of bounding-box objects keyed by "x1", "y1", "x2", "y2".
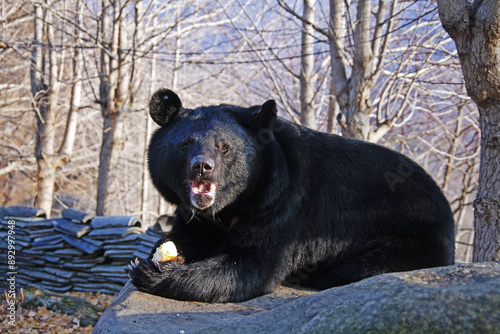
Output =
[{"x1": 191, "y1": 156, "x2": 215, "y2": 176}]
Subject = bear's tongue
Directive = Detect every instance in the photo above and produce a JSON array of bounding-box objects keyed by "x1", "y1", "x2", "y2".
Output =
[
  {"x1": 190, "y1": 181, "x2": 216, "y2": 210},
  {"x1": 191, "y1": 180, "x2": 214, "y2": 194}
]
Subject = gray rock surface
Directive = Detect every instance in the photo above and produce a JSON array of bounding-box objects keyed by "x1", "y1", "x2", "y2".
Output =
[
  {"x1": 93, "y1": 262, "x2": 500, "y2": 333},
  {"x1": 93, "y1": 282, "x2": 316, "y2": 334}
]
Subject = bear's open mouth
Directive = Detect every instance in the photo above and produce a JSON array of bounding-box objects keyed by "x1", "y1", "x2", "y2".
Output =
[
  {"x1": 190, "y1": 180, "x2": 217, "y2": 210},
  {"x1": 191, "y1": 180, "x2": 215, "y2": 194}
]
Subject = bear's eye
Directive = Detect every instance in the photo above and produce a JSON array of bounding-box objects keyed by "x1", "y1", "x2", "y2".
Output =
[
  {"x1": 179, "y1": 139, "x2": 192, "y2": 152},
  {"x1": 220, "y1": 143, "x2": 230, "y2": 156}
]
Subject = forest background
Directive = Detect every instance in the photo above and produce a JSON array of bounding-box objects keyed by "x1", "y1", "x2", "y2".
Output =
[{"x1": 0, "y1": 0, "x2": 483, "y2": 262}]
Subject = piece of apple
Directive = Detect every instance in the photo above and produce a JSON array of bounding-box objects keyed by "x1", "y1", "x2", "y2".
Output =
[{"x1": 153, "y1": 241, "x2": 178, "y2": 262}]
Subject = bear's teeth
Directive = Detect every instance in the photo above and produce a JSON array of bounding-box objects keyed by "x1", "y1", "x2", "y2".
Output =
[{"x1": 191, "y1": 180, "x2": 213, "y2": 194}]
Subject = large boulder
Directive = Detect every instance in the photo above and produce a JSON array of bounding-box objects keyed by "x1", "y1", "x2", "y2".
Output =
[{"x1": 93, "y1": 262, "x2": 500, "y2": 333}]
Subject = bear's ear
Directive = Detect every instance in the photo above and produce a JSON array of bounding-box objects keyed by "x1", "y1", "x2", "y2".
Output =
[
  {"x1": 149, "y1": 89, "x2": 183, "y2": 126},
  {"x1": 251, "y1": 100, "x2": 277, "y2": 127}
]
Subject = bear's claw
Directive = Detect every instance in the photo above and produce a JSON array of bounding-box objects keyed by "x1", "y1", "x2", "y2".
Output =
[{"x1": 153, "y1": 258, "x2": 161, "y2": 271}]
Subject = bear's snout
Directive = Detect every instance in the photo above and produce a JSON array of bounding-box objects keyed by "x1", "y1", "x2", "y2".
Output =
[
  {"x1": 191, "y1": 155, "x2": 215, "y2": 176},
  {"x1": 189, "y1": 155, "x2": 218, "y2": 210}
]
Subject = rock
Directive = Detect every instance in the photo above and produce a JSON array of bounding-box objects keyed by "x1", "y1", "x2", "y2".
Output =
[
  {"x1": 0, "y1": 207, "x2": 143, "y2": 295},
  {"x1": 91, "y1": 216, "x2": 142, "y2": 229},
  {"x1": 62, "y1": 207, "x2": 94, "y2": 223},
  {"x1": 93, "y1": 262, "x2": 500, "y2": 334},
  {"x1": 5, "y1": 206, "x2": 46, "y2": 218},
  {"x1": 93, "y1": 281, "x2": 316, "y2": 334},
  {"x1": 54, "y1": 219, "x2": 92, "y2": 238},
  {"x1": 26, "y1": 219, "x2": 57, "y2": 230},
  {"x1": 43, "y1": 267, "x2": 77, "y2": 279},
  {"x1": 23, "y1": 288, "x2": 104, "y2": 327},
  {"x1": 80, "y1": 312, "x2": 102, "y2": 328},
  {"x1": 87, "y1": 226, "x2": 144, "y2": 239},
  {"x1": 61, "y1": 234, "x2": 101, "y2": 254},
  {"x1": 31, "y1": 234, "x2": 64, "y2": 247},
  {"x1": 54, "y1": 248, "x2": 85, "y2": 258}
]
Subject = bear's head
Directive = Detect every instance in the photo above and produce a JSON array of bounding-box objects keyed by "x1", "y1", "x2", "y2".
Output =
[{"x1": 148, "y1": 89, "x2": 277, "y2": 216}]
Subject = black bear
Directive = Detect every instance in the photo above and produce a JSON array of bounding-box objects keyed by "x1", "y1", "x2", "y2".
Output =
[{"x1": 129, "y1": 89, "x2": 455, "y2": 303}]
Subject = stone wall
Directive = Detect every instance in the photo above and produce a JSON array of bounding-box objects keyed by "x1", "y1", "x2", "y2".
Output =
[{"x1": 0, "y1": 206, "x2": 166, "y2": 294}]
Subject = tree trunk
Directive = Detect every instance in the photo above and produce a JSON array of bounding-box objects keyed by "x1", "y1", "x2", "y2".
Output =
[
  {"x1": 141, "y1": 104, "x2": 154, "y2": 223},
  {"x1": 437, "y1": 0, "x2": 500, "y2": 261},
  {"x1": 34, "y1": 157, "x2": 57, "y2": 216},
  {"x1": 59, "y1": 0, "x2": 83, "y2": 157},
  {"x1": 139, "y1": 2, "x2": 152, "y2": 223},
  {"x1": 327, "y1": 0, "x2": 378, "y2": 140},
  {"x1": 328, "y1": 0, "x2": 349, "y2": 133},
  {"x1": 31, "y1": 1, "x2": 60, "y2": 216},
  {"x1": 31, "y1": 2, "x2": 49, "y2": 213},
  {"x1": 327, "y1": 87, "x2": 339, "y2": 134},
  {"x1": 29, "y1": 0, "x2": 81, "y2": 216},
  {"x1": 96, "y1": 0, "x2": 129, "y2": 216},
  {"x1": 473, "y1": 105, "x2": 500, "y2": 261},
  {"x1": 300, "y1": 0, "x2": 316, "y2": 129},
  {"x1": 343, "y1": 0, "x2": 374, "y2": 140},
  {"x1": 96, "y1": 113, "x2": 125, "y2": 216}
]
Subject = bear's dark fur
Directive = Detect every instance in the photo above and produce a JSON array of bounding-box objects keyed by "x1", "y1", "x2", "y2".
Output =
[{"x1": 129, "y1": 89, "x2": 455, "y2": 302}]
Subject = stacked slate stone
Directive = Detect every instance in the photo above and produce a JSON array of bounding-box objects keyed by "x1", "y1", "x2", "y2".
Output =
[
  {"x1": 0, "y1": 206, "x2": 145, "y2": 294},
  {"x1": 0, "y1": 206, "x2": 48, "y2": 289}
]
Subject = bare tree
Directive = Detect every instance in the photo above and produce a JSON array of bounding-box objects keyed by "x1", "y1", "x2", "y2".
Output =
[
  {"x1": 95, "y1": 0, "x2": 131, "y2": 216},
  {"x1": 29, "y1": 0, "x2": 81, "y2": 216},
  {"x1": 279, "y1": 0, "x2": 383, "y2": 139},
  {"x1": 437, "y1": 0, "x2": 500, "y2": 262},
  {"x1": 59, "y1": 0, "x2": 84, "y2": 158},
  {"x1": 31, "y1": 1, "x2": 57, "y2": 215},
  {"x1": 278, "y1": 0, "x2": 428, "y2": 141}
]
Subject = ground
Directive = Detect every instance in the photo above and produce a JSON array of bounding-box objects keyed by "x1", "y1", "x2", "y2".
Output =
[{"x1": 0, "y1": 289, "x2": 115, "y2": 333}]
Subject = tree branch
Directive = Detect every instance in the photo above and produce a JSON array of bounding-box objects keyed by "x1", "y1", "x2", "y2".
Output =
[
  {"x1": 0, "y1": 162, "x2": 19, "y2": 177},
  {"x1": 277, "y1": 0, "x2": 331, "y2": 38}
]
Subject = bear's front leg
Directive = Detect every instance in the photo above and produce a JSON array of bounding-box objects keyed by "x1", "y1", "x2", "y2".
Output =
[
  {"x1": 129, "y1": 257, "x2": 183, "y2": 294},
  {"x1": 129, "y1": 249, "x2": 283, "y2": 303}
]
